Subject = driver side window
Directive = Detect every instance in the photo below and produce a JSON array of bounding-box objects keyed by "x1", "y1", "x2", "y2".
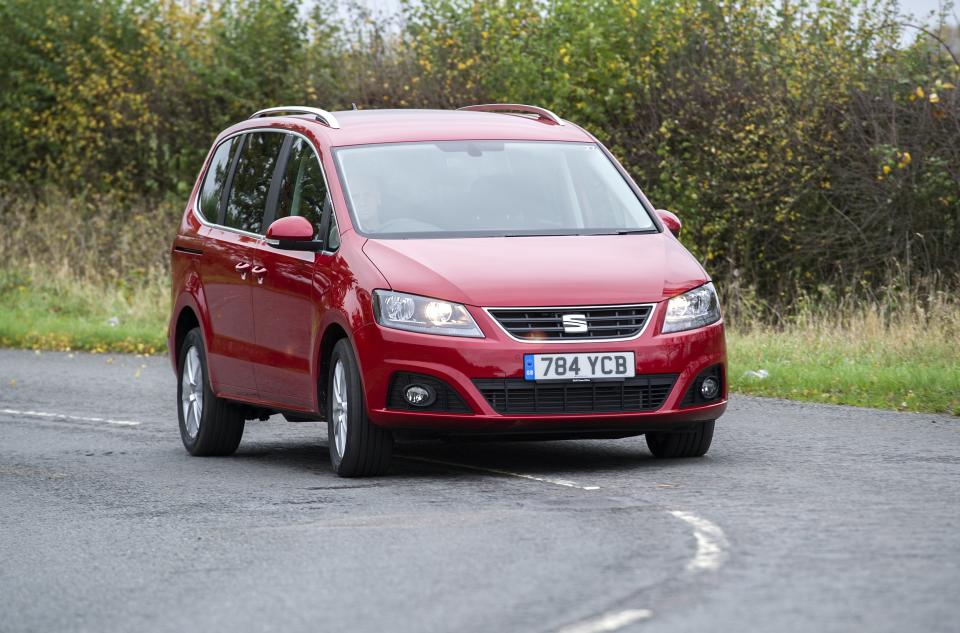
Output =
[{"x1": 276, "y1": 138, "x2": 330, "y2": 243}]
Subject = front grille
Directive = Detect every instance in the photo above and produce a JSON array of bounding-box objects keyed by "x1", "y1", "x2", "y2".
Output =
[
  {"x1": 487, "y1": 304, "x2": 653, "y2": 341},
  {"x1": 473, "y1": 375, "x2": 677, "y2": 414}
]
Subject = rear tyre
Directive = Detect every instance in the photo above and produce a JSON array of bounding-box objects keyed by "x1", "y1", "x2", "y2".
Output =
[
  {"x1": 646, "y1": 420, "x2": 715, "y2": 458},
  {"x1": 327, "y1": 339, "x2": 393, "y2": 477},
  {"x1": 177, "y1": 328, "x2": 245, "y2": 456}
]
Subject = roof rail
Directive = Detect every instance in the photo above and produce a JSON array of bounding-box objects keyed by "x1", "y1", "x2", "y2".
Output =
[
  {"x1": 457, "y1": 103, "x2": 565, "y2": 126},
  {"x1": 250, "y1": 106, "x2": 341, "y2": 130}
]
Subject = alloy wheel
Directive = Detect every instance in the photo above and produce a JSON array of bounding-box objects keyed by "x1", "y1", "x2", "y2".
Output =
[
  {"x1": 332, "y1": 359, "x2": 348, "y2": 457},
  {"x1": 180, "y1": 346, "x2": 203, "y2": 439}
]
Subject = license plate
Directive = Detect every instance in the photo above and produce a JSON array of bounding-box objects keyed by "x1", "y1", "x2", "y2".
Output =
[{"x1": 524, "y1": 352, "x2": 636, "y2": 382}]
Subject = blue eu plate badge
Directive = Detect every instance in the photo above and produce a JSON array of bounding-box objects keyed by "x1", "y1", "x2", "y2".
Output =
[{"x1": 524, "y1": 355, "x2": 536, "y2": 381}]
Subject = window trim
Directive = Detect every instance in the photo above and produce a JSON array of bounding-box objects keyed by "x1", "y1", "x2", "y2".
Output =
[{"x1": 193, "y1": 128, "x2": 340, "y2": 253}]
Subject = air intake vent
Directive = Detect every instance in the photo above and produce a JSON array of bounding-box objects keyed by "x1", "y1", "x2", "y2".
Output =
[{"x1": 473, "y1": 375, "x2": 677, "y2": 414}]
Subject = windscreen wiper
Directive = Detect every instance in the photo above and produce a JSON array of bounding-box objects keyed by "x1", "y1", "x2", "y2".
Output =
[{"x1": 501, "y1": 233, "x2": 579, "y2": 237}]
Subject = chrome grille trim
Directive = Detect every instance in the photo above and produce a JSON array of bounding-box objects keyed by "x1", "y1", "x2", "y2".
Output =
[{"x1": 483, "y1": 303, "x2": 657, "y2": 343}]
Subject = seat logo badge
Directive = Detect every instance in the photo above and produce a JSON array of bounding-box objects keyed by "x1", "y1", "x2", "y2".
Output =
[{"x1": 562, "y1": 313, "x2": 588, "y2": 333}]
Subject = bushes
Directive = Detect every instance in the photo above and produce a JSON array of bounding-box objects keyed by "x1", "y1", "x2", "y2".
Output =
[
  {"x1": 0, "y1": 0, "x2": 957, "y2": 306},
  {"x1": 403, "y1": 0, "x2": 959, "y2": 297}
]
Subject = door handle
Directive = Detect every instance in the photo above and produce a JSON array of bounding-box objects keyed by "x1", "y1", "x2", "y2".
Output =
[
  {"x1": 235, "y1": 261, "x2": 251, "y2": 280},
  {"x1": 252, "y1": 265, "x2": 267, "y2": 284}
]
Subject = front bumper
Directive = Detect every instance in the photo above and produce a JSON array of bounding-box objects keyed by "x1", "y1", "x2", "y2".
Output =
[{"x1": 352, "y1": 304, "x2": 726, "y2": 433}]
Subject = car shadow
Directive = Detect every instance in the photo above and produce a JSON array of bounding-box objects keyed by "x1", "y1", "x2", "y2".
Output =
[
  {"x1": 398, "y1": 437, "x2": 667, "y2": 476},
  {"x1": 228, "y1": 431, "x2": 694, "y2": 481}
]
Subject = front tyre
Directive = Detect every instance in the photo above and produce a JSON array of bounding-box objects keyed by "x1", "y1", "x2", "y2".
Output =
[
  {"x1": 177, "y1": 328, "x2": 245, "y2": 456},
  {"x1": 327, "y1": 339, "x2": 393, "y2": 477},
  {"x1": 646, "y1": 420, "x2": 715, "y2": 458}
]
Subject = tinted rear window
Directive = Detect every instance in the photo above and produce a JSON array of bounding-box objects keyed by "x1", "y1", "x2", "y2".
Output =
[
  {"x1": 198, "y1": 137, "x2": 239, "y2": 221},
  {"x1": 223, "y1": 132, "x2": 285, "y2": 234}
]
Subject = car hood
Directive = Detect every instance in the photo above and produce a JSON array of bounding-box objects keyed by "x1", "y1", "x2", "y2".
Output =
[{"x1": 361, "y1": 234, "x2": 708, "y2": 307}]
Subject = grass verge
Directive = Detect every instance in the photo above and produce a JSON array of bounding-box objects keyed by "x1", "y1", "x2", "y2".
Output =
[
  {"x1": 1, "y1": 271, "x2": 957, "y2": 416},
  {"x1": 0, "y1": 272, "x2": 167, "y2": 355},
  {"x1": 728, "y1": 330, "x2": 960, "y2": 416}
]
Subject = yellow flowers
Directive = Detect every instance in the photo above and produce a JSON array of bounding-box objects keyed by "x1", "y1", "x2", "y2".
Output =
[
  {"x1": 910, "y1": 82, "x2": 951, "y2": 104},
  {"x1": 879, "y1": 150, "x2": 913, "y2": 179},
  {"x1": 896, "y1": 151, "x2": 911, "y2": 169}
]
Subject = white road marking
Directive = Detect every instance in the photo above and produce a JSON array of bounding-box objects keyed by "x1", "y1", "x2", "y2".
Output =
[
  {"x1": 0, "y1": 408, "x2": 141, "y2": 427},
  {"x1": 397, "y1": 455, "x2": 601, "y2": 491},
  {"x1": 669, "y1": 510, "x2": 729, "y2": 572},
  {"x1": 556, "y1": 609, "x2": 653, "y2": 633},
  {"x1": 401, "y1": 458, "x2": 730, "y2": 575}
]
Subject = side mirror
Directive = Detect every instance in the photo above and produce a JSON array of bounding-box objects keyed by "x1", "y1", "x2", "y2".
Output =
[
  {"x1": 656, "y1": 209, "x2": 682, "y2": 238},
  {"x1": 266, "y1": 216, "x2": 324, "y2": 252}
]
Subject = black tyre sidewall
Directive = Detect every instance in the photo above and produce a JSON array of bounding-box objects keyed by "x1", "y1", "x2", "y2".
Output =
[
  {"x1": 177, "y1": 328, "x2": 244, "y2": 456},
  {"x1": 177, "y1": 329, "x2": 206, "y2": 454},
  {"x1": 327, "y1": 340, "x2": 361, "y2": 473},
  {"x1": 646, "y1": 420, "x2": 715, "y2": 458},
  {"x1": 327, "y1": 339, "x2": 392, "y2": 476}
]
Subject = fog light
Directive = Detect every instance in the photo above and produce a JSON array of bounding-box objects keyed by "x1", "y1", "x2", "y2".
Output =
[
  {"x1": 404, "y1": 384, "x2": 436, "y2": 407},
  {"x1": 700, "y1": 376, "x2": 720, "y2": 400}
]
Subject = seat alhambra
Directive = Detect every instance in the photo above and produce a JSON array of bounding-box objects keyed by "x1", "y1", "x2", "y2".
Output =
[{"x1": 168, "y1": 104, "x2": 726, "y2": 477}]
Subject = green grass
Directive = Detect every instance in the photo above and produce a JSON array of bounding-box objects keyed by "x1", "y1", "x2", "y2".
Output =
[
  {"x1": 1, "y1": 270, "x2": 957, "y2": 416},
  {"x1": 728, "y1": 330, "x2": 960, "y2": 415},
  {"x1": 0, "y1": 272, "x2": 167, "y2": 355}
]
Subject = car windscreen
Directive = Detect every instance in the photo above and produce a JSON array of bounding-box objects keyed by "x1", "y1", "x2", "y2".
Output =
[{"x1": 333, "y1": 141, "x2": 656, "y2": 238}]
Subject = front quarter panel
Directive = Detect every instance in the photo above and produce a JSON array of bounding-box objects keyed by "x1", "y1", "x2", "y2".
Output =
[{"x1": 168, "y1": 220, "x2": 214, "y2": 378}]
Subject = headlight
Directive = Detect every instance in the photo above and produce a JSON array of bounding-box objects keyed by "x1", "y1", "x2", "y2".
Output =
[
  {"x1": 373, "y1": 290, "x2": 484, "y2": 338},
  {"x1": 662, "y1": 282, "x2": 721, "y2": 333}
]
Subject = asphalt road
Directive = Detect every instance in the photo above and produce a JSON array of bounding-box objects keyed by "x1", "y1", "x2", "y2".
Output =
[{"x1": 1, "y1": 349, "x2": 958, "y2": 633}]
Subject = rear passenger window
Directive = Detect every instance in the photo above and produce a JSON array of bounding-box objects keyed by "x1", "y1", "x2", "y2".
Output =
[
  {"x1": 275, "y1": 138, "x2": 329, "y2": 238},
  {"x1": 198, "y1": 137, "x2": 239, "y2": 221},
  {"x1": 223, "y1": 132, "x2": 285, "y2": 234}
]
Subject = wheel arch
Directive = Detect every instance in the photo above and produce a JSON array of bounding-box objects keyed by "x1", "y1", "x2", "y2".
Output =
[
  {"x1": 174, "y1": 306, "x2": 201, "y2": 360},
  {"x1": 316, "y1": 322, "x2": 351, "y2": 414}
]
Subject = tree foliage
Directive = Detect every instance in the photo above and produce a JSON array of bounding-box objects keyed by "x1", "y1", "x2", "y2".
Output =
[{"x1": 0, "y1": 0, "x2": 957, "y2": 299}]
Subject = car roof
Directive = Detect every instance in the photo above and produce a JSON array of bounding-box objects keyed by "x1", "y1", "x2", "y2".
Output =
[{"x1": 219, "y1": 108, "x2": 596, "y2": 148}]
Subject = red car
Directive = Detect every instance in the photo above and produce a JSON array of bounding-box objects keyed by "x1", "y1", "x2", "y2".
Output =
[{"x1": 168, "y1": 104, "x2": 726, "y2": 477}]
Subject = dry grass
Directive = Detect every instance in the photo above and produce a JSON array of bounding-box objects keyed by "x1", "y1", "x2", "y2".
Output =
[{"x1": 0, "y1": 190, "x2": 175, "y2": 354}]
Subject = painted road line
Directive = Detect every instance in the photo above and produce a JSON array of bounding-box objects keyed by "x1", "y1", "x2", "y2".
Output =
[
  {"x1": 397, "y1": 455, "x2": 602, "y2": 491},
  {"x1": 669, "y1": 510, "x2": 730, "y2": 572},
  {"x1": 555, "y1": 609, "x2": 653, "y2": 633},
  {"x1": 401, "y1": 458, "x2": 731, "y2": 574},
  {"x1": 0, "y1": 408, "x2": 141, "y2": 427}
]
